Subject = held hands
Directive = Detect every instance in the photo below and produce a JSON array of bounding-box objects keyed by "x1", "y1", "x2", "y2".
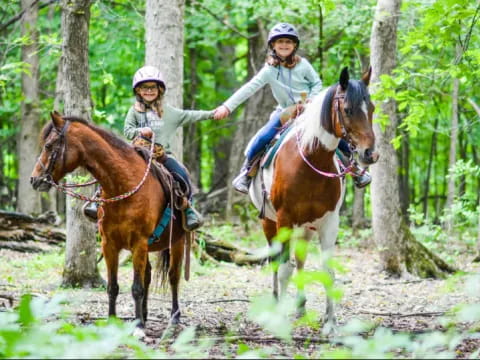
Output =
[
  {"x1": 139, "y1": 127, "x2": 153, "y2": 138},
  {"x1": 213, "y1": 105, "x2": 230, "y2": 120}
]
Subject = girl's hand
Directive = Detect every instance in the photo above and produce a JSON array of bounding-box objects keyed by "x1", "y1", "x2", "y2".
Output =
[
  {"x1": 139, "y1": 127, "x2": 153, "y2": 138},
  {"x1": 213, "y1": 105, "x2": 230, "y2": 120}
]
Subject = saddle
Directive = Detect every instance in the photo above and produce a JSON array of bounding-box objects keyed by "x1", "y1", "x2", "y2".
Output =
[
  {"x1": 132, "y1": 136, "x2": 189, "y2": 211},
  {"x1": 247, "y1": 103, "x2": 302, "y2": 178}
]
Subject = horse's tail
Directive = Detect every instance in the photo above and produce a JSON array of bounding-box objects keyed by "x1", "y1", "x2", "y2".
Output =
[{"x1": 154, "y1": 249, "x2": 170, "y2": 291}]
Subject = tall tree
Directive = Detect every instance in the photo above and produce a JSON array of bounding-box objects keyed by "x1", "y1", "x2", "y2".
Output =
[
  {"x1": 17, "y1": 0, "x2": 41, "y2": 215},
  {"x1": 145, "y1": 0, "x2": 184, "y2": 158},
  {"x1": 444, "y1": 44, "x2": 461, "y2": 232},
  {"x1": 60, "y1": 0, "x2": 102, "y2": 287},
  {"x1": 369, "y1": 0, "x2": 454, "y2": 277}
]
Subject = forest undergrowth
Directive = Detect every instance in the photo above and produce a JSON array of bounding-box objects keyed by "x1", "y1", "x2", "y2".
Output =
[{"x1": 0, "y1": 215, "x2": 479, "y2": 359}]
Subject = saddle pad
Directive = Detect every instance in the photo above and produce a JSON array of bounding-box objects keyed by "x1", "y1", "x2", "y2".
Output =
[{"x1": 261, "y1": 124, "x2": 294, "y2": 169}]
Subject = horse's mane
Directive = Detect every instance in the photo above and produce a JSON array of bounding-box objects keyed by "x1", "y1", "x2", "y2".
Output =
[
  {"x1": 42, "y1": 116, "x2": 133, "y2": 157},
  {"x1": 296, "y1": 79, "x2": 370, "y2": 152}
]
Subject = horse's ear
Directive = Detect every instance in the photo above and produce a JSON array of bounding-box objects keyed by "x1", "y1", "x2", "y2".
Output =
[
  {"x1": 50, "y1": 111, "x2": 65, "y2": 128},
  {"x1": 362, "y1": 66, "x2": 372, "y2": 86},
  {"x1": 339, "y1": 67, "x2": 349, "y2": 90}
]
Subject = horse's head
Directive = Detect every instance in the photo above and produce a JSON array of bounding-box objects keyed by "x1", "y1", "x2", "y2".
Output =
[
  {"x1": 30, "y1": 111, "x2": 78, "y2": 191},
  {"x1": 331, "y1": 67, "x2": 379, "y2": 166}
]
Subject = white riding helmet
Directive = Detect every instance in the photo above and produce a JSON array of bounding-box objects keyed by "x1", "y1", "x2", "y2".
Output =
[{"x1": 132, "y1": 65, "x2": 166, "y2": 91}]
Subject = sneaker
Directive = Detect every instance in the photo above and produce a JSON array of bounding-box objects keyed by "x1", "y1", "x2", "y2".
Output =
[
  {"x1": 183, "y1": 207, "x2": 204, "y2": 232},
  {"x1": 82, "y1": 201, "x2": 98, "y2": 222},
  {"x1": 232, "y1": 173, "x2": 251, "y2": 194},
  {"x1": 353, "y1": 171, "x2": 372, "y2": 188}
]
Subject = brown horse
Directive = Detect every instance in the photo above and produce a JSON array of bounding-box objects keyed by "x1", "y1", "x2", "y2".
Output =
[
  {"x1": 250, "y1": 67, "x2": 378, "y2": 333},
  {"x1": 30, "y1": 111, "x2": 186, "y2": 329}
]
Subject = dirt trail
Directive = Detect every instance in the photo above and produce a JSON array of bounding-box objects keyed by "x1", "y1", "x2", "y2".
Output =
[{"x1": 1, "y1": 244, "x2": 479, "y2": 357}]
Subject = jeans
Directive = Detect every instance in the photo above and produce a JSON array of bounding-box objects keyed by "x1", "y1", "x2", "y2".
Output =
[
  {"x1": 246, "y1": 109, "x2": 282, "y2": 161},
  {"x1": 163, "y1": 156, "x2": 192, "y2": 198}
]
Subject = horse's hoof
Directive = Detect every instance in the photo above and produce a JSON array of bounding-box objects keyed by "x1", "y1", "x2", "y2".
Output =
[
  {"x1": 133, "y1": 327, "x2": 146, "y2": 339},
  {"x1": 171, "y1": 316, "x2": 180, "y2": 325},
  {"x1": 322, "y1": 321, "x2": 338, "y2": 338}
]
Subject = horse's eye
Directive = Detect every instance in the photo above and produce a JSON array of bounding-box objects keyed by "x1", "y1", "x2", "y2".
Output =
[
  {"x1": 344, "y1": 108, "x2": 353, "y2": 117},
  {"x1": 45, "y1": 142, "x2": 53, "y2": 150}
]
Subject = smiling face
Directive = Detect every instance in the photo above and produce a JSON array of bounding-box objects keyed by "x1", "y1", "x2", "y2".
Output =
[
  {"x1": 135, "y1": 81, "x2": 160, "y2": 103},
  {"x1": 272, "y1": 37, "x2": 297, "y2": 59}
]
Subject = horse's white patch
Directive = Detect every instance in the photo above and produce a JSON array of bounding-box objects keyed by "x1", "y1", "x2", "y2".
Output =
[{"x1": 296, "y1": 90, "x2": 339, "y2": 152}]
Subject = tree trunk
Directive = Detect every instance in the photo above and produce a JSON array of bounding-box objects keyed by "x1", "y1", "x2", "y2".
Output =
[
  {"x1": 423, "y1": 116, "x2": 439, "y2": 218},
  {"x1": 226, "y1": 19, "x2": 276, "y2": 218},
  {"x1": 369, "y1": 0, "x2": 455, "y2": 278},
  {"x1": 183, "y1": 46, "x2": 201, "y2": 186},
  {"x1": 60, "y1": 0, "x2": 102, "y2": 288},
  {"x1": 17, "y1": 0, "x2": 41, "y2": 215},
  {"x1": 145, "y1": 0, "x2": 184, "y2": 159},
  {"x1": 352, "y1": 186, "x2": 367, "y2": 231},
  {"x1": 445, "y1": 46, "x2": 460, "y2": 231},
  {"x1": 398, "y1": 126, "x2": 410, "y2": 221}
]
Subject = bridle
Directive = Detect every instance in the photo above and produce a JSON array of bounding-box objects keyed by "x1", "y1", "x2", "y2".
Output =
[
  {"x1": 35, "y1": 121, "x2": 71, "y2": 184},
  {"x1": 34, "y1": 119, "x2": 156, "y2": 204},
  {"x1": 332, "y1": 86, "x2": 355, "y2": 151}
]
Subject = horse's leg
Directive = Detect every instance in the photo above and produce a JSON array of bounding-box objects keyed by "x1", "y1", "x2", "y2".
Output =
[
  {"x1": 295, "y1": 228, "x2": 315, "y2": 317},
  {"x1": 318, "y1": 213, "x2": 340, "y2": 334},
  {"x1": 168, "y1": 236, "x2": 184, "y2": 324},
  {"x1": 142, "y1": 258, "x2": 152, "y2": 323},
  {"x1": 131, "y1": 244, "x2": 148, "y2": 328},
  {"x1": 262, "y1": 218, "x2": 279, "y2": 299},
  {"x1": 102, "y1": 242, "x2": 120, "y2": 318},
  {"x1": 276, "y1": 215, "x2": 294, "y2": 299}
]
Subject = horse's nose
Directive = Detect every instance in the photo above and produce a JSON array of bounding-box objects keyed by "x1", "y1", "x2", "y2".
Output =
[{"x1": 363, "y1": 148, "x2": 379, "y2": 164}]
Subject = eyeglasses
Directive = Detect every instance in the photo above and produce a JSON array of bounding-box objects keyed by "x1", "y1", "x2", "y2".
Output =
[{"x1": 138, "y1": 85, "x2": 158, "y2": 91}]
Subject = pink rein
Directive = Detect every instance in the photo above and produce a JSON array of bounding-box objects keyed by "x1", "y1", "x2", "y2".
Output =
[{"x1": 295, "y1": 130, "x2": 354, "y2": 178}]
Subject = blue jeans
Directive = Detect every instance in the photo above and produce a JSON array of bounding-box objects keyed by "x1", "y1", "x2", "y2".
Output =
[
  {"x1": 246, "y1": 110, "x2": 282, "y2": 161},
  {"x1": 164, "y1": 156, "x2": 192, "y2": 198}
]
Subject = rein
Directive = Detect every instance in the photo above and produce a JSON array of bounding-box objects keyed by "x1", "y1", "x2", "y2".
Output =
[
  {"x1": 37, "y1": 121, "x2": 156, "y2": 204},
  {"x1": 295, "y1": 131, "x2": 353, "y2": 178}
]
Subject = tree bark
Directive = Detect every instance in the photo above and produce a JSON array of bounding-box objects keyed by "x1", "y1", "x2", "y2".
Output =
[
  {"x1": 369, "y1": 0, "x2": 455, "y2": 278},
  {"x1": 60, "y1": 0, "x2": 102, "y2": 288},
  {"x1": 145, "y1": 0, "x2": 184, "y2": 159},
  {"x1": 226, "y1": 18, "x2": 276, "y2": 217},
  {"x1": 17, "y1": 0, "x2": 41, "y2": 215}
]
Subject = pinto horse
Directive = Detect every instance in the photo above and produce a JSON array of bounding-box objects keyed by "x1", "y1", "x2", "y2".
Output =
[
  {"x1": 250, "y1": 67, "x2": 378, "y2": 331},
  {"x1": 30, "y1": 111, "x2": 186, "y2": 328}
]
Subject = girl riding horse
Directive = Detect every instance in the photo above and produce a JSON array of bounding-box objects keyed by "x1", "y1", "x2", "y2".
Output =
[
  {"x1": 84, "y1": 65, "x2": 215, "y2": 231},
  {"x1": 214, "y1": 22, "x2": 371, "y2": 193}
]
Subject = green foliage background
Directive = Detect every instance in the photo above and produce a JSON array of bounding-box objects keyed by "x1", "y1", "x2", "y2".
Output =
[{"x1": 0, "y1": 0, "x2": 478, "y2": 227}]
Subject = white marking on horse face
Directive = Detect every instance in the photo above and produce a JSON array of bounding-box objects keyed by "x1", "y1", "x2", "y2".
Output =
[{"x1": 361, "y1": 100, "x2": 368, "y2": 119}]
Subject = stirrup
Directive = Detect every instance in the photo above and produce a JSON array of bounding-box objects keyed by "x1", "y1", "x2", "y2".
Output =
[{"x1": 82, "y1": 201, "x2": 98, "y2": 222}]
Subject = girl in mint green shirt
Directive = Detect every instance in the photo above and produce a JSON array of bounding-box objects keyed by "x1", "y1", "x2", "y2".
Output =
[{"x1": 214, "y1": 23, "x2": 322, "y2": 194}]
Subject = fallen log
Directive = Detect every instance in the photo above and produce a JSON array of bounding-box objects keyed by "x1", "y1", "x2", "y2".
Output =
[{"x1": 0, "y1": 210, "x2": 64, "y2": 252}]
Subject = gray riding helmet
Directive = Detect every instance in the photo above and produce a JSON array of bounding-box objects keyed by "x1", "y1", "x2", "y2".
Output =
[
  {"x1": 132, "y1": 65, "x2": 166, "y2": 91},
  {"x1": 267, "y1": 23, "x2": 300, "y2": 48}
]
